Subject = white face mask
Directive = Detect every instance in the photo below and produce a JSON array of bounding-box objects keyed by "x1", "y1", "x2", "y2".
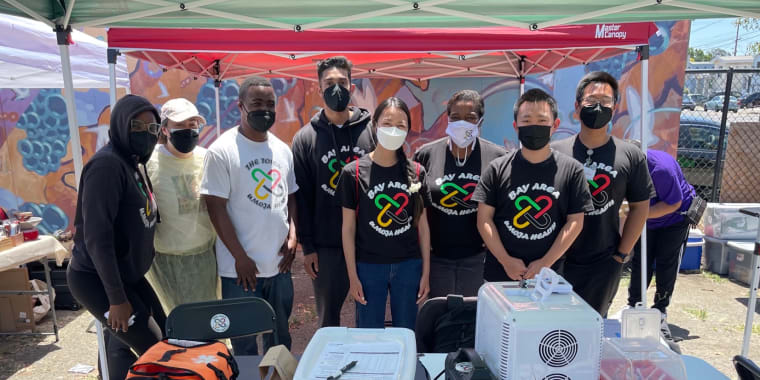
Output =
[
  {"x1": 446, "y1": 119, "x2": 480, "y2": 149},
  {"x1": 376, "y1": 126, "x2": 407, "y2": 151}
]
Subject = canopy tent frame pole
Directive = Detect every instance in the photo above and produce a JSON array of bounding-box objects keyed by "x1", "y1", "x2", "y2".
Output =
[
  {"x1": 519, "y1": 56, "x2": 526, "y2": 95},
  {"x1": 214, "y1": 80, "x2": 221, "y2": 138},
  {"x1": 369, "y1": 0, "x2": 530, "y2": 29},
  {"x1": 108, "y1": 49, "x2": 119, "y2": 111},
  {"x1": 536, "y1": 0, "x2": 655, "y2": 30},
  {"x1": 129, "y1": 0, "x2": 292, "y2": 29},
  {"x1": 56, "y1": 25, "x2": 83, "y2": 189},
  {"x1": 62, "y1": 0, "x2": 76, "y2": 28},
  {"x1": 741, "y1": 215, "x2": 760, "y2": 356},
  {"x1": 3, "y1": 0, "x2": 54, "y2": 27},
  {"x1": 299, "y1": 0, "x2": 456, "y2": 31},
  {"x1": 639, "y1": 44, "x2": 649, "y2": 306},
  {"x1": 77, "y1": 0, "x2": 230, "y2": 28}
]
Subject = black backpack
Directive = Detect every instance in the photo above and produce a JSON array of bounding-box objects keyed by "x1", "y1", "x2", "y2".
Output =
[{"x1": 431, "y1": 295, "x2": 477, "y2": 353}]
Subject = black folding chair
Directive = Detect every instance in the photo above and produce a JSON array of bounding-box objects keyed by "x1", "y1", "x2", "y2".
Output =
[
  {"x1": 735, "y1": 355, "x2": 760, "y2": 380},
  {"x1": 415, "y1": 295, "x2": 477, "y2": 353},
  {"x1": 166, "y1": 298, "x2": 278, "y2": 344}
]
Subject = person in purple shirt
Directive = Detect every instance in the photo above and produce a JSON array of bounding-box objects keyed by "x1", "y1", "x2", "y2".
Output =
[{"x1": 626, "y1": 144, "x2": 695, "y2": 338}]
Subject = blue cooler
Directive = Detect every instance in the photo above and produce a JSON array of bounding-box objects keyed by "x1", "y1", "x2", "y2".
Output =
[{"x1": 680, "y1": 229, "x2": 704, "y2": 271}]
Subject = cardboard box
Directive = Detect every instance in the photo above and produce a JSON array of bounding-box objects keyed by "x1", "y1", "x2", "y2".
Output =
[{"x1": 0, "y1": 267, "x2": 35, "y2": 332}]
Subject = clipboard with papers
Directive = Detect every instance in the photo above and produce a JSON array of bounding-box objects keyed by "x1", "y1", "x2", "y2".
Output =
[{"x1": 293, "y1": 327, "x2": 417, "y2": 380}]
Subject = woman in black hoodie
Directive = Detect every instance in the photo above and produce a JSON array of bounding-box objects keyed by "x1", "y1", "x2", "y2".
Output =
[{"x1": 67, "y1": 95, "x2": 165, "y2": 377}]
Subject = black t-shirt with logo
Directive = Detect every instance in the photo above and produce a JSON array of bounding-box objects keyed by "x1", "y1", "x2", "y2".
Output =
[
  {"x1": 551, "y1": 136, "x2": 655, "y2": 264},
  {"x1": 339, "y1": 155, "x2": 428, "y2": 264},
  {"x1": 413, "y1": 137, "x2": 507, "y2": 259},
  {"x1": 472, "y1": 150, "x2": 593, "y2": 281}
]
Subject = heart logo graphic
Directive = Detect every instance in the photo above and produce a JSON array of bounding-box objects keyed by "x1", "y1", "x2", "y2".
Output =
[
  {"x1": 393, "y1": 192, "x2": 409, "y2": 215},
  {"x1": 589, "y1": 173, "x2": 611, "y2": 196}
]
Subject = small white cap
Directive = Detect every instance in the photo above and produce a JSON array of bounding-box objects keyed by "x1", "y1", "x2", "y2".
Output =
[{"x1": 160, "y1": 98, "x2": 206, "y2": 124}]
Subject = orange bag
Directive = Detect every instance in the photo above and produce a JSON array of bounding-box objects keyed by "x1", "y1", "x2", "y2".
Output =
[{"x1": 127, "y1": 340, "x2": 238, "y2": 380}]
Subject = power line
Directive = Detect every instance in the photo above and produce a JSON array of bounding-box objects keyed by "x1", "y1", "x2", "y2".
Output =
[
  {"x1": 691, "y1": 19, "x2": 726, "y2": 34},
  {"x1": 690, "y1": 31, "x2": 760, "y2": 50}
]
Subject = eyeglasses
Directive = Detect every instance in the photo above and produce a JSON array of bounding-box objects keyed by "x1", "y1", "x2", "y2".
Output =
[
  {"x1": 581, "y1": 96, "x2": 615, "y2": 107},
  {"x1": 130, "y1": 119, "x2": 161, "y2": 135},
  {"x1": 449, "y1": 115, "x2": 481, "y2": 124}
]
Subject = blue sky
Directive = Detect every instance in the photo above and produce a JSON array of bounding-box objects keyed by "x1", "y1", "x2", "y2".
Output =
[{"x1": 689, "y1": 18, "x2": 760, "y2": 55}]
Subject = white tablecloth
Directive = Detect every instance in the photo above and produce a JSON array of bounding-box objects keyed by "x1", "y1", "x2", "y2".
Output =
[{"x1": 0, "y1": 235, "x2": 69, "y2": 272}]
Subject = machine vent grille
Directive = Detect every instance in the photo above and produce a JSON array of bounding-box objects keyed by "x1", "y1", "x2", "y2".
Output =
[
  {"x1": 539, "y1": 329, "x2": 578, "y2": 367},
  {"x1": 542, "y1": 374, "x2": 571, "y2": 380},
  {"x1": 499, "y1": 322, "x2": 511, "y2": 379}
]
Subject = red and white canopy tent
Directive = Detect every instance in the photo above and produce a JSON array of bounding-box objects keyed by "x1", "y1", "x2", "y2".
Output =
[
  {"x1": 108, "y1": 21, "x2": 657, "y2": 136},
  {"x1": 108, "y1": 20, "x2": 659, "y2": 325}
]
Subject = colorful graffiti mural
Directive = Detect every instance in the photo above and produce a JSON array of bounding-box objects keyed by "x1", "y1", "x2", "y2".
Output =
[{"x1": 0, "y1": 20, "x2": 689, "y2": 234}]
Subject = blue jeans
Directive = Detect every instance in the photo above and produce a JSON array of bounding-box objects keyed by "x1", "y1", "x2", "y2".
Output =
[
  {"x1": 356, "y1": 259, "x2": 422, "y2": 330},
  {"x1": 220, "y1": 272, "x2": 293, "y2": 355}
]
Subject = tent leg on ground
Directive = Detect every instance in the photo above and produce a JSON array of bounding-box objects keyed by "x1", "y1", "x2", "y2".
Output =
[{"x1": 639, "y1": 44, "x2": 649, "y2": 306}]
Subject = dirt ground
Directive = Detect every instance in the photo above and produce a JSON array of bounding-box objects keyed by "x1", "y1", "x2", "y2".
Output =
[{"x1": 2, "y1": 255, "x2": 759, "y2": 379}]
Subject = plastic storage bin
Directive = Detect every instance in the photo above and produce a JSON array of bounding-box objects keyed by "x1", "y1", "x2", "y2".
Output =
[
  {"x1": 600, "y1": 338, "x2": 687, "y2": 380},
  {"x1": 704, "y1": 236, "x2": 732, "y2": 274},
  {"x1": 703, "y1": 203, "x2": 760, "y2": 240},
  {"x1": 728, "y1": 241, "x2": 758, "y2": 286},
  {"x1": 293, "y1": 327, "x2": 417, "y2": 380},
  {"x1": 680, "y1": 229, "x2": 703, "y2": 271},
  {"x1": 621, "y1": 307, "x2": 661, "y2": 341}
]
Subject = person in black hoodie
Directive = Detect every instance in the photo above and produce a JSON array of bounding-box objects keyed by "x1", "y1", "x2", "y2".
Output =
[
  {"x1": 67, "y1": 95, "x2": 165, "y2": 379},
  {"x1": 292, "y1": 56, "x2": 374, "y2": 327}
]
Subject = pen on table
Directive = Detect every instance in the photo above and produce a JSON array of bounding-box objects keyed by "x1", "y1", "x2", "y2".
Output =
[{"x1": 327, "y1": 360, "x2": 358, "y2": 380}]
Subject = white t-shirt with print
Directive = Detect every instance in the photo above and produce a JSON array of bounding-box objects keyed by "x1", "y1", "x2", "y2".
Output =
[{"x1": 200, "y1": 127, "x2": 298, "y2": 279}]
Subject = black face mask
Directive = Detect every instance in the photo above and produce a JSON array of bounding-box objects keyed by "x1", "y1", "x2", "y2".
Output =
[
  {"x1": 245, "y1": 109, "x2": 276, "y2": 132},
  {"x1": 169, "y1": 129, "x2": 199, "y2": 154},
  {"x1": 580, "y1": 103, "x2": 613, "y2": 129},
  {"x1": 130, "y1": 131, "x2": 158, "y2": 162},
  {"x1": 322, "y1": 84, "x2": 351, "y2": 112},
  {"x1": 518, "y1": 124, "x2": 552, "y2": 151}
]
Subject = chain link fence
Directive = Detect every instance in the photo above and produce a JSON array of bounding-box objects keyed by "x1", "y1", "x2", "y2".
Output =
[{"x1": 681, "y1": 68, "x2": 760, "y2": 202}]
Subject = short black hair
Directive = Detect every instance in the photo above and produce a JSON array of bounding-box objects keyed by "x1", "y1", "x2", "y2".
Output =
[
  {"x1": 513, "y1": 88, "x2": 559, "y2": 121},
  {"x1": 575, "y1": 71, "x2": 619, "y2": 105},
  {"x1": 238, "y1": 76, "x2": 273, "y2": 102},
  {"x1": 447, "y1": 90, "x2": 485, "y2": 118},
  {"x1": 317, "y1": 56, "x2": 353, "y2": 83}
]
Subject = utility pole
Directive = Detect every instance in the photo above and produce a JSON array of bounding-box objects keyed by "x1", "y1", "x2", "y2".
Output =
[{"x1": 734, "y1": 21, "x2": 740, "y2": 56}]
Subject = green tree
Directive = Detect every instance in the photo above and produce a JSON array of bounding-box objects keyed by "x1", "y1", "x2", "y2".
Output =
[
  {"x1": 709, "y1": 48, "x2": 730, "y2": 58},
  {"x1": 688, "y1": 47, "x2": 712, "y2": 62}
]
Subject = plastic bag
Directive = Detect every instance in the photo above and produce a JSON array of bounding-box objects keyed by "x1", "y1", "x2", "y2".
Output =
[{"x1": 29, "y1": 279, "x2": 55, "y2": 322}]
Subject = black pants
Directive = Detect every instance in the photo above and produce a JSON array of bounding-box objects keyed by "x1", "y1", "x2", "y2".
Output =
[
  {"x1": 311, "y1": 247, "x2": 350, "y2": 327},
  {"x1": 627, "y1": 221, "x2": 691, "y2": 314},
  {"x1": 67, "y1": 268, "x2": 166, "y2": 380},
  {"x1": 564, "y1": 254, "x2": 624, "y2": 317}
]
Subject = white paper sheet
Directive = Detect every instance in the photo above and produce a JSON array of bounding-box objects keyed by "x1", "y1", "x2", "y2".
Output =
[{"x1": 308, "y1": 341, "x2": 402, "y2": 380}]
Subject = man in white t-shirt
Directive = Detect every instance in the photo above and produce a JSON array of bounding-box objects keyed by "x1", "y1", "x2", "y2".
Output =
[{"x1": 200, "y1": 77, "x2": 298, "y2": 355}]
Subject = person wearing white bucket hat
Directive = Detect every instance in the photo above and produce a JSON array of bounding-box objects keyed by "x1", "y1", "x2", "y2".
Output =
[{"x1": 145, "y1": 98, "x2": 218, "y2": 314}]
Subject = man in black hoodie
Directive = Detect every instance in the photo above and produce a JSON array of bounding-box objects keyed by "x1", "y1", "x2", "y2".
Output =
[
  {"x1": 292, "y1": 56, "x2": 375, "y2": 327},
  {"x1": 67, "y1": 95, "x2": 165, "y2": 379}
]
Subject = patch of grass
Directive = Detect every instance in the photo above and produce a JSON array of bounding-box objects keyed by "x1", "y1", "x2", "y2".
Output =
[
  {"x1": 701, "y1": 270, "x2": 726, "y2": 283},
  {"x1": 685, "y1": 307, "x2": 708, "y2": 321},
  {"x1": 729, "y1": 324, "x2": 760, "y2": 335}
]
